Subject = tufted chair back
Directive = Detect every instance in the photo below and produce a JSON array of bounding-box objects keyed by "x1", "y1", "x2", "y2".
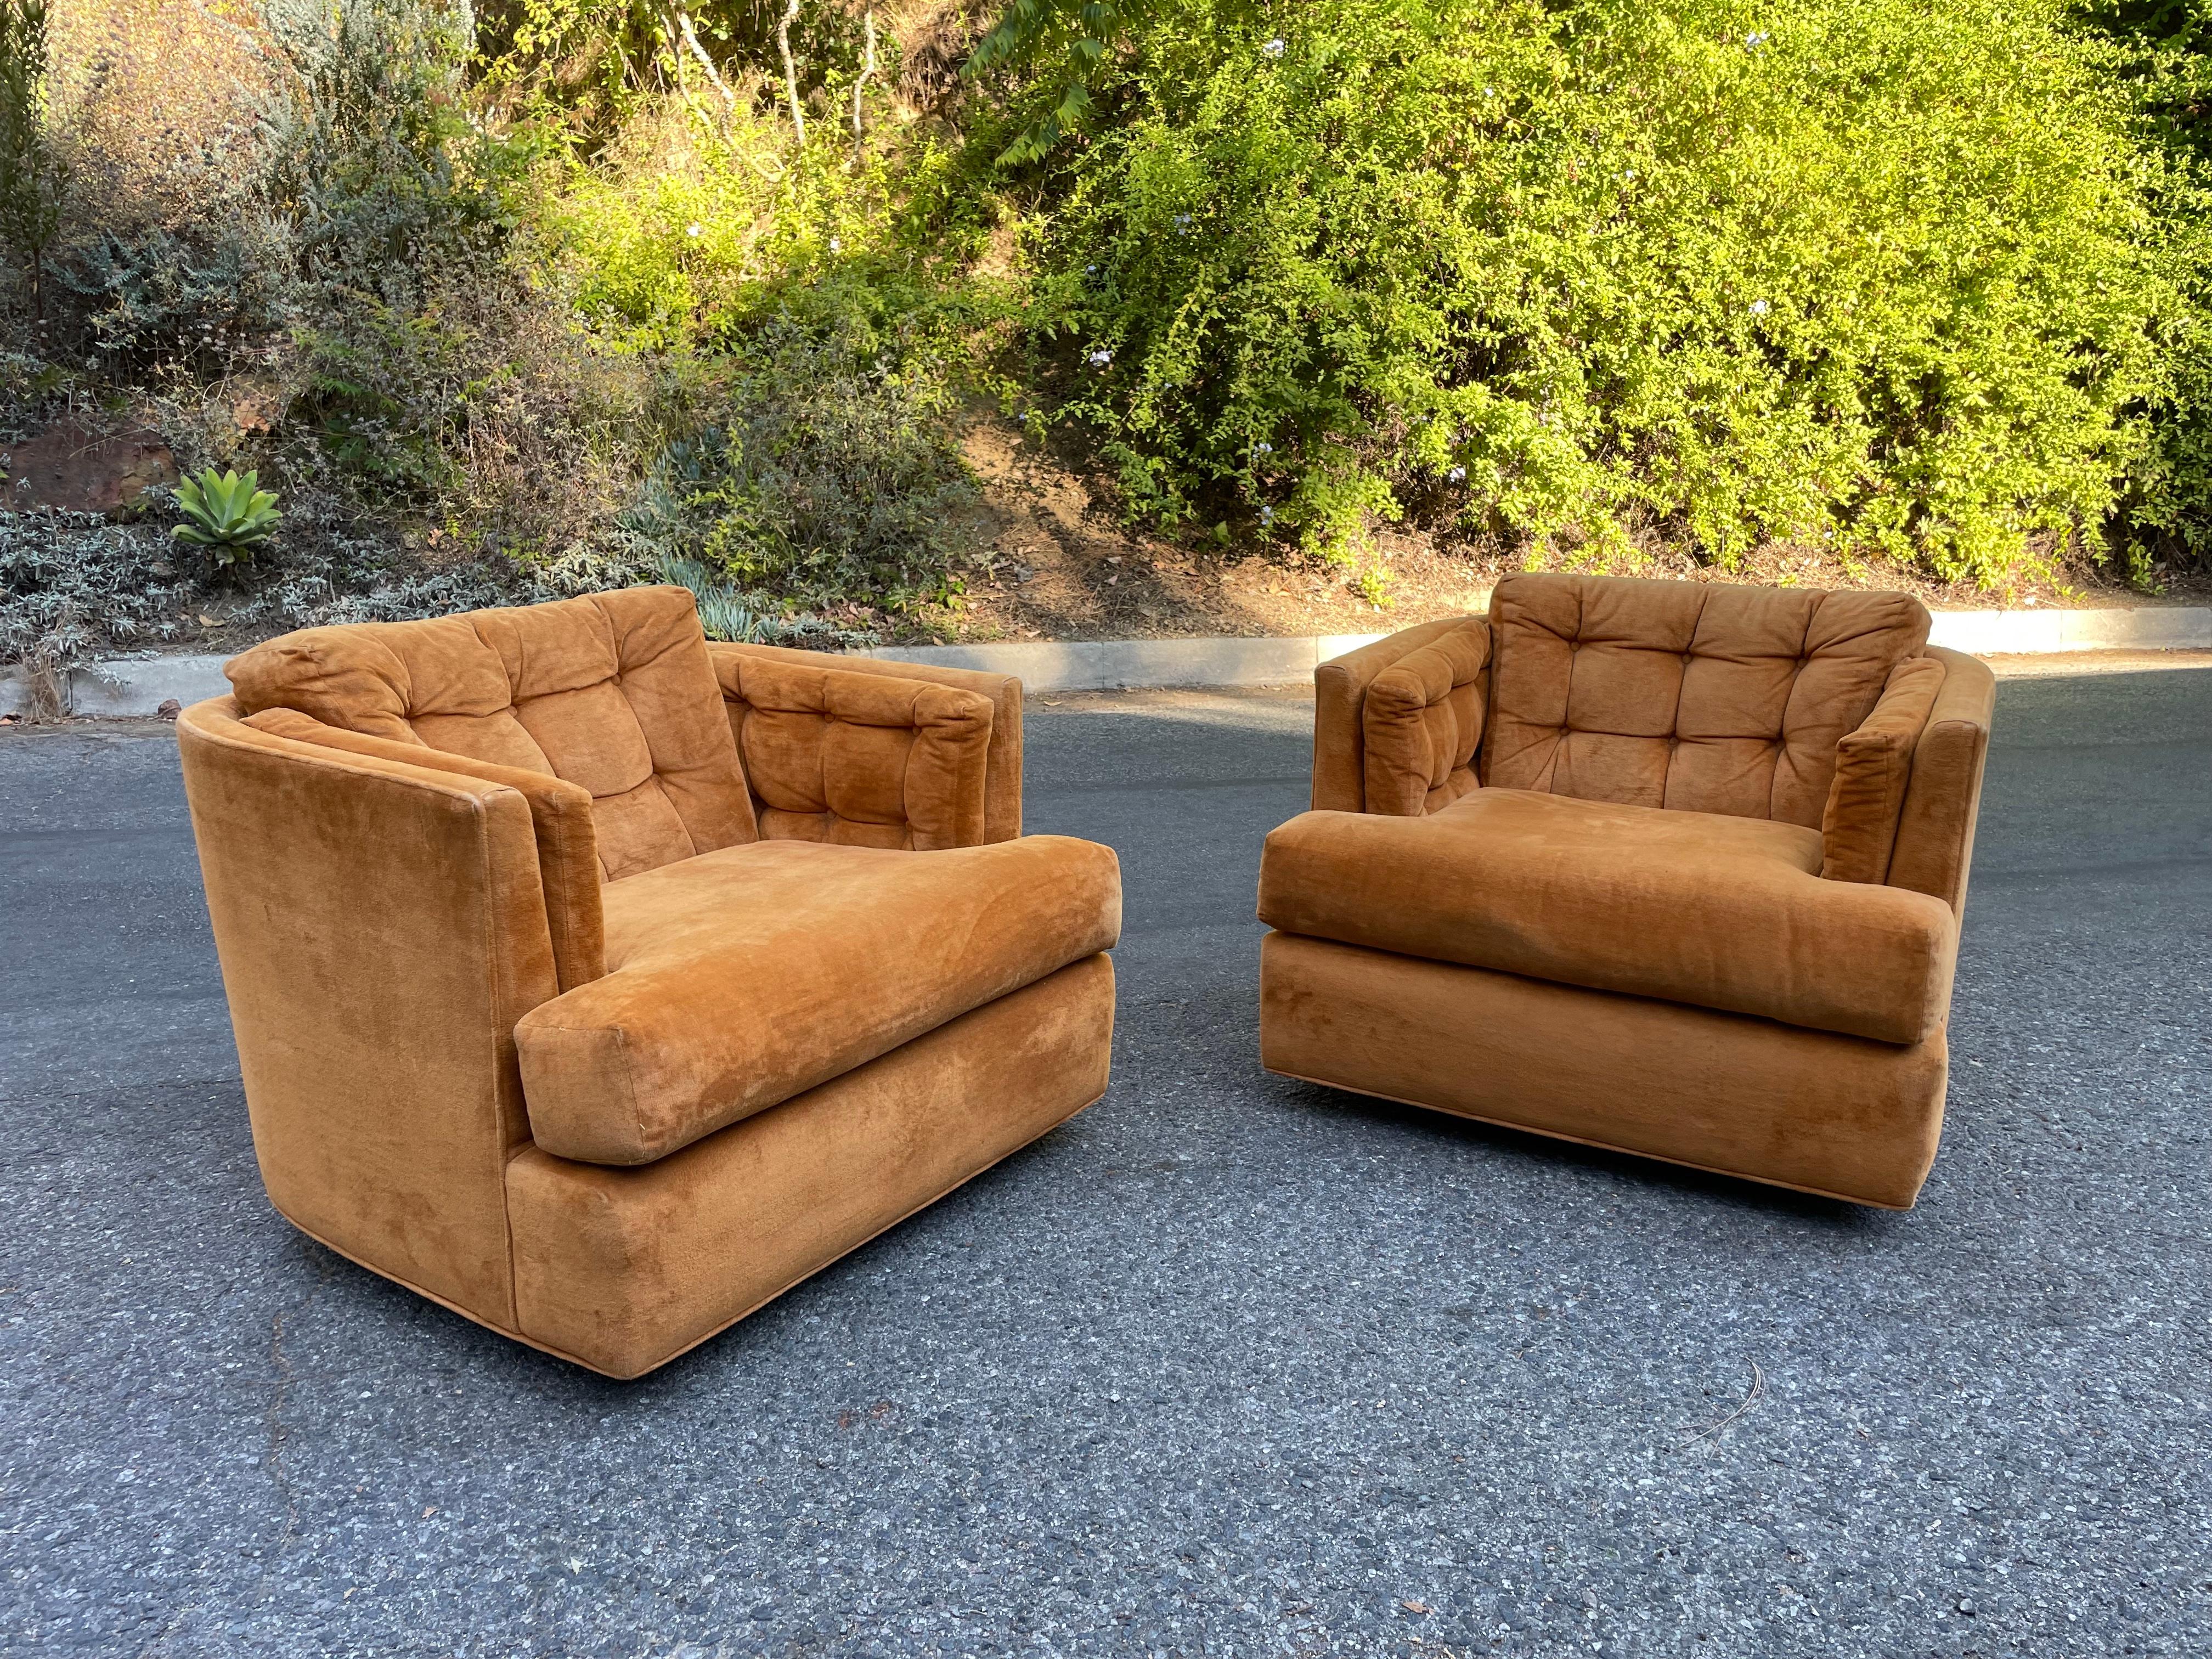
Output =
[
  {"x1": 1482, "y1": 573, "x2": 1930, "y2": 827},
  {"x1": 225, "y1": 587, "x2": 758, "y2": 881}
]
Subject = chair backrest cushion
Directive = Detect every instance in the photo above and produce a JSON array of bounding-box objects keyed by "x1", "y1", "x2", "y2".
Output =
[
  {"x1": 226, "y1": 586, "x2": 758, "y2": 881},
  {"x1": 1484, "y1": 572, "x2": 1930, "y2": 827}
]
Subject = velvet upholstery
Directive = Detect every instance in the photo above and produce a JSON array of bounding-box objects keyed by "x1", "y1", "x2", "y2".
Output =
[
  {"x1": 1359, "y1": 617, "x2": 1492, "y2": 816},
  {"x1": 181, "y1": 590, "x2": 1119, "y2": 1375},
  {"x1": 1821, "y1": 654, "x2": 1949, "y2": 884},
  {"x1": 226, "y1": 586, "x2": 758, "y2": 882},
  {"x1": 1484, "y1": 572, "x2": 1930, "y2": 826},
  {"x1": 517, "y1": 837, "x2": 1121, "y2": 1165},
  {"x1": 711, "y1": 650, "x2": 995, "y2": 849},
  {"x1": 241, "y1": 706, "x2": 610, "y2": 990},
  {"x1": 179, "y1": 700, "x2": 555, "y2": 1323},
  {"x1": 509, "y1": 955, "x2": 1115, "y2": 1377},
  {"x1": 712, "y1": 644, "x2": 1025, "y2": 843},
  {"x1": 1311, "y1": 616, "x2": 1472, "y2": 812},
  {"x1": 1263, "y1": 572, "x2": 1988, "y2": 1207},
  {"x1": 1261, "y1": 935, "x2": 1945, "y2": 1210},
  {"x1": 1260, "y1": 789, "x2": 1956, "y2": 1044},
  {"x1": 1885, "y1": 646, "x2": 1997, "y2": 915}
]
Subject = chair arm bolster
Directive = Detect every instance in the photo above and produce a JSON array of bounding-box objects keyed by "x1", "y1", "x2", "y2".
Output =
[
  {"x1": 710, "y1": 645, "x2": 997, "y2": 849},
  {"x1": 1313, "y1": 616, "x2": 1487, "y2": 811},
  {"x1": 1361, "y1": 619, "x2": 1492, "y2": 816},
  {"x1": 1818, "y1": 653, "x2": 1949, "y2": 886},
  {"x1": 1883, "y1": 645, "x2": 1996, "y2": 915}
]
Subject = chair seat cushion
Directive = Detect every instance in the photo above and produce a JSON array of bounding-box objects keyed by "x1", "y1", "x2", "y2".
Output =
[
  {"x1": 1256, "y1": 788, "x2": 1956, "y2": 1043},
  {"x1": 516, "y1": 837, "x2": 1121, "y2": 1165}
]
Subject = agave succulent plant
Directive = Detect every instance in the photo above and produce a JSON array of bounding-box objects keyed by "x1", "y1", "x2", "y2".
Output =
[{"x1": 172, "y1": 467, "x2": 281, "y2": 565}]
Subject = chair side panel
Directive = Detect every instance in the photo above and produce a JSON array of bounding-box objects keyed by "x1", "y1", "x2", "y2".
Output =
[
  {"x1": 1886, "y1": 645, "x2": 1996, "y2": 916},
  {"x1": 178, "y1": 702, "x2": 557, "y2": 1328}
]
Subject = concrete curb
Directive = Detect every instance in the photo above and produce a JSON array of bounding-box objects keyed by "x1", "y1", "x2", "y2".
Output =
[{"x1": 6, "y1": 605, "x2": 2210, "y2": 715}]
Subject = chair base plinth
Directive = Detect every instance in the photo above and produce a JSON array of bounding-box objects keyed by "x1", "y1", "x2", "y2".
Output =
[
  {"x1": 276, "y1": 956, "x2": 1114, "y2": 1379},
  {"x1": 1260, "y1": 932, "x2": 1944, "y2": 1210},
  {"x1": 504, "y1": 953, "x2": 1116, "y2": 1377}
]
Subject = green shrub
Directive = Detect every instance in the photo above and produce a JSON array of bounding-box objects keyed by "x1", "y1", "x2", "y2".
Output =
[
  {"x1": 1023, "y1": 0, "x2": 2179, "y2": 584},
  {"x1": 0, "y1": 0, "x2": 64, "y2": 320},
  {"x1": 616, "y1": 313, "x2": 978, "y2": 615},
  {"x1": 0, "y1": 513, "x2": 194, "y2": 697},
  {"x1": 2078, "y1": 0, "x2": 2212, "y2": 573},
  {"x1": 263, "y1": 0, "x2": 523, "y2": 313},
  {"x1": 544, "y1": 100, "x2": 991, "y2": 358}
]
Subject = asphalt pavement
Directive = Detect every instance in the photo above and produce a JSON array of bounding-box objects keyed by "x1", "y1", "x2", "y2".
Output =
[{"x1": 1, "y1": 664, "x2": 2208, "y2": 1658}]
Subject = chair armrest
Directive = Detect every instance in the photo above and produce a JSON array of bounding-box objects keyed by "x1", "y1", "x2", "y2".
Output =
[
  {"x1": 1359, "y1": 619, "x2": 1492, "y2": 816},
  {"x1": 1312, "y1": 616, "x2": 1487, "y2": 811},
  {"x1": 238, "y1": 707, "x2": 607, "y2": 991},
  {"x1": 712, "y1": 644, "x2": 1023, "y2": 842},
  {"x1": 709, "y1": 645, "x2": 998, "y2": 850},
  {"x1": 176, "y1": 697, "x2": 558, "y2": 1323},
  {"x1": 1884, "y1": 645, "x2": 1996, "y2": 916},
  {"x1": 1818, "y1": 653, "x2": 1948, "y2": 888}
]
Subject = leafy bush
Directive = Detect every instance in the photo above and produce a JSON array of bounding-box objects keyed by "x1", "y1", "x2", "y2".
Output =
[
  {"x1": 616, "y1": 314, "x2": 978, "y2": 615},
  {"x1": 1025, "y1": 0, "x2": 2179, "y2": 584},
  {"x1": 0, "y1": 512, "x2": 194, "y2": 709},
  {"x1": 2079, "y1": 0, "x2": 2212, "y2": 574},
  {"x1": 0, "y1": 0, "x2": 64, "y2": 319},
  {"x1": 264, "y1": 0, "x2": 523, "y2": 312}
]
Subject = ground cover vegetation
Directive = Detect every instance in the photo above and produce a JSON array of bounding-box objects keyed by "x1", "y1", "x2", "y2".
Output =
[{"x1": 2, "y1": 0, "x2": 2209, "y2": 684}]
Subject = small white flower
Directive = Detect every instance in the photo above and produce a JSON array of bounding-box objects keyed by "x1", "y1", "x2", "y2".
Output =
[
  {"x1": 1482, "y1": 86, "x2": 1496, "y2": 99},
  {"x1": 1088, "y1": 348, "x2": 1114, "y2": 367},
  {"x1": 1259, "y1": 505, "x2": 1275, "y2": 523},
  {"x1": 1745, "y1": 29, "x2": 1769, "y2": 47},
  {"x1": 1261, "y1": 37, "x2": 1286, "y2": 58},
  {"x1": 1086, "y1": 263, "x2": 1099, "y2": 274},
  {"x1": 828, "y1": 236, "x2": 842, "y2": 253},
  {"x1": 685, "y1": 223, "x2": 702, "y2": 237},
  {"x1": 1447, "y1": 465, "x2": 1467, "y2": 483},
  {"x1": 1255, "y1": 441, "x2": 1273, "y2": 454},
  {"x1": 1750, "y1": 298, "x2": 1769, "y2": 316}
]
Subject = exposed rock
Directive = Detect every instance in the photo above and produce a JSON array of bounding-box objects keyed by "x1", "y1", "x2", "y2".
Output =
[{"x1": 1, "y1": 424, "x2": 179, "y2": 516}]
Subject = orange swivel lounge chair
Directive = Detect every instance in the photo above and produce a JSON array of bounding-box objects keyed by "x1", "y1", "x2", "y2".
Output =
[
  {"x1": 178, "y1": 587, "x2": 1120, "y2": 1376},
  {"x1": 1257, "y1": 572, "x2": 1994, "y2": 1209}
]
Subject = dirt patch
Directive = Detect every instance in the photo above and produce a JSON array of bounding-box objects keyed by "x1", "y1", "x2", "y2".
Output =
[{"x1": 889, "y1": 413, "x2": 2212, "y2": 645}]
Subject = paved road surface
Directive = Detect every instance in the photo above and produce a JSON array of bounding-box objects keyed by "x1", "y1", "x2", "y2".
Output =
[{"x1": 1, "y1": 667, "x2": 2208, "y2": 1657}]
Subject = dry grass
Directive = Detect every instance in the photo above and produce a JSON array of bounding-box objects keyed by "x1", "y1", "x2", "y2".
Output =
[{"x1": 49, "y1": 0, "x2": 284, "y2": 235}]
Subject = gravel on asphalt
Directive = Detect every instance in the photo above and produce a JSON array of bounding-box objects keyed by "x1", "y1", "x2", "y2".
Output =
[{"x1": 1, "y1": 667, "x2": 2207, "y2": 1658}]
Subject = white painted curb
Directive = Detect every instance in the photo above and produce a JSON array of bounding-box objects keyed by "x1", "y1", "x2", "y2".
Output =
[{"x1": 5, "y1": 605, "x2": 2209, "y2": 715}]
